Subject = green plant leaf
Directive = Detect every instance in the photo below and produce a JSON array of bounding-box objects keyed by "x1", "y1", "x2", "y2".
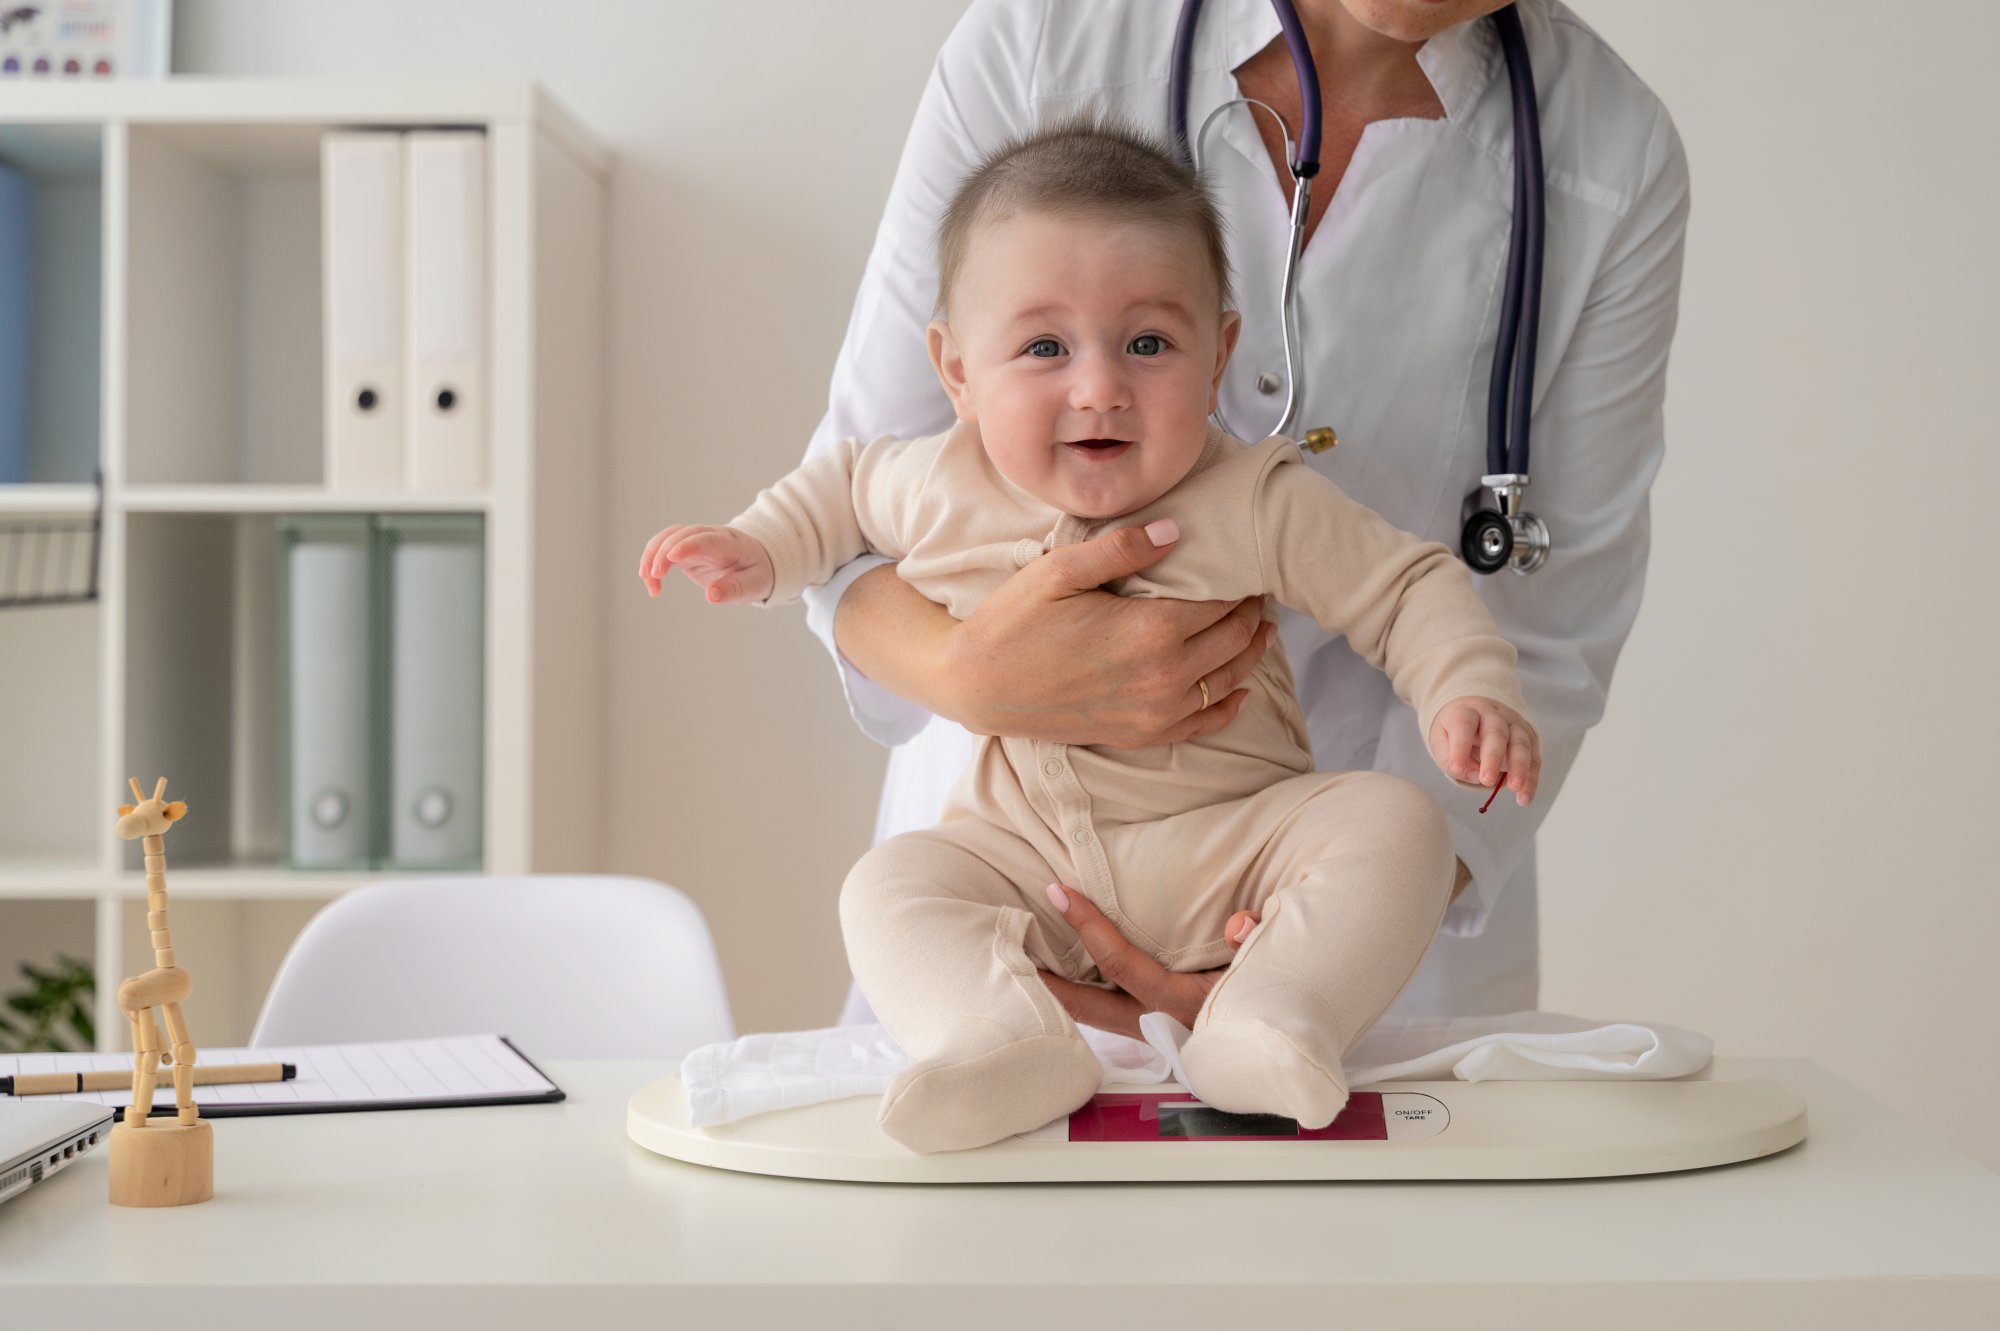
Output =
[{"x1": 1, "y1": 954, "x2": 101, "y2": 1056}]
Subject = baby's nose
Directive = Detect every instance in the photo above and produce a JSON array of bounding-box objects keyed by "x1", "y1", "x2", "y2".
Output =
[{"x1": 1068, "y1": 365, "x2": 1132, "y2": 414}]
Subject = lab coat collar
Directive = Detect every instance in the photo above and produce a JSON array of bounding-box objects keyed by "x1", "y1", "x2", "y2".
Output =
[
  {"x1": 1207, "y1": 0, "x2": 1500, "y2": 127},
  {"x1": 1416, "y1": 13, "x2": 1500, "y2": 122}
]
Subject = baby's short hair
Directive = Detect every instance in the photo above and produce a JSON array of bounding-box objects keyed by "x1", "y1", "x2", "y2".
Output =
[{"x1": 933, "y1": 110, "x2": 1235, "y2": 321}]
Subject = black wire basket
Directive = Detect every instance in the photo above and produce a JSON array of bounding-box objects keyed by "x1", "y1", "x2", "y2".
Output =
[{"x1": 0, "y1": 470, "x2": 102, "y2": 609}]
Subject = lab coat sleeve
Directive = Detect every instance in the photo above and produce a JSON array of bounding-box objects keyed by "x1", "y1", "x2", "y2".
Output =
[
  {"x1": 725, "y1": 434, "x2": 935, "y2": 607},
  {"x1": 794, "y1": 0, "x2": 1044, "y2": 748},
  {"x1": 1380, "y1": 107, "x2": 1693, "y2": 939},
  {"x1": 1256, "y1": 449, "x2": 1535, "y2": 786}
]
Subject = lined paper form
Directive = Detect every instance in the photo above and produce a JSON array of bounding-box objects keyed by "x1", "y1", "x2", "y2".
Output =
[{"x1": 0, "y1": 1034, "x2": 563, "y2": 1119}]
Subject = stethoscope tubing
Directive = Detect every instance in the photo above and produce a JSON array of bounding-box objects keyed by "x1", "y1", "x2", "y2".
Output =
[
  {"x1": 1489, "y1": 2, "x2": 1543, "y2": 481},
  {"x1": 1171, "y1": 0, "x2": 1324, "y2": 170}
]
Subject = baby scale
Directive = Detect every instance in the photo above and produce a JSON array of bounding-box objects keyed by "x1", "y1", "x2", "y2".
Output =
[{"x1": 626, "y1": 1063, "x2": 1807, "y2": 1183}]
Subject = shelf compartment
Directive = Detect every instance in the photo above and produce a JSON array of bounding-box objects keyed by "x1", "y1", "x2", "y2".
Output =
[
  {"x1": 0, "y1": 601, "x2": 102, "y2": 866},
  {"x1": 120, "y1": 512, "x2": 283, "y2": 872},
  {"x1": 122, "y1": 123, "x2": 320, "y2": 487},
  {"x1": 0, "y1": 122, "x2": 102, "y2": 487},
  {"x1": 120, "y1": 511, "x2": 488, "y2": 877}
]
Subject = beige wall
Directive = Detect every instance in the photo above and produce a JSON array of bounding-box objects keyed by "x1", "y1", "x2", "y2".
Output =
[{"x1": 152, "y1": 1, "x2": 2000, "y2": 1168}]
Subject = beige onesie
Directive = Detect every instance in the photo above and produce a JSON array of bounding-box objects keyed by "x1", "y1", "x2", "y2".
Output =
[{"x1": 728, "y1": 419, "x2": 1536, "y2": 1153}]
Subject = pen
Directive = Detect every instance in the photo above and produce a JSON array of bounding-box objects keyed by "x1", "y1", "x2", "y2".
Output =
[{"x1": 0, "y1": 1061, "x2": 297, "y2": 1097}]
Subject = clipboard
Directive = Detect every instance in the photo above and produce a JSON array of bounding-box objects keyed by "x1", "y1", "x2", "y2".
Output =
[{"x1": 0, "y1": 1034, "x2": 564, "y2": 1120}]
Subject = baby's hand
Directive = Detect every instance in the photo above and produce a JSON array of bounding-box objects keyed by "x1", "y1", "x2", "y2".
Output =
[
  {"x1": 637, "y1": 524, "x2": 775, "y2": 604},
  {"x1": 1428, "y1": 696, "x2": 1540, "y2": 807}
]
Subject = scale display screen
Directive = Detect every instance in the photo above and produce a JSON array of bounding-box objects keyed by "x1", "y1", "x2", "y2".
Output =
[
  {"x1": 1154, "y1": 1104, "x2": 1300, "y2": 1138},
  {"x1": 1065, "y1": 1091, "x2": 1421, "y2": 1142}
]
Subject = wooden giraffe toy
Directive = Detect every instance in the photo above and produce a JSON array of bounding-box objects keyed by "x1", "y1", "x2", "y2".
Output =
[{"x1": 107, "y1": 776, "x2": 214, "y2": 1207}]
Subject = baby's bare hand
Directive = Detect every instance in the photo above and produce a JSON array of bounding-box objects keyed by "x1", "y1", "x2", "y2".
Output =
[
  {"x1": 637, "y1": 523, "x2": 774, "y2": 604},
  {"x1": 1428, "y1": 696, "x2": 1540, "y2": 807}
]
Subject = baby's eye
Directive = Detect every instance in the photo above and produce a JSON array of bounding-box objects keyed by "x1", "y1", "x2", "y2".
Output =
[
  {"x1": 1027, "y1": 338, "x2": 1064, "y2": 358},
  {"x1": 1130, "y1": 334, "x2": 1167, "y2": 356}
]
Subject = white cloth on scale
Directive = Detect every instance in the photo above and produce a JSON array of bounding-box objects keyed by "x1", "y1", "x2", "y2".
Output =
[{"x1": 679, "y1": 1011, "x2": 1714, "y2": 1129}]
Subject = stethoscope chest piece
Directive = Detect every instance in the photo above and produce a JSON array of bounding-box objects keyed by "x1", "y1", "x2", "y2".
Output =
[{"x1": 1461, "y1": 473, "x2": 1549, "y2": 575}]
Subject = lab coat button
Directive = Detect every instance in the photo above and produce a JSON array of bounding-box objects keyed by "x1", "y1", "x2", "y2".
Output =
[
  {"x1": 1256, "y1": 371, "x2": 1282, "y2": 395},
  {"x1": 1070, "y1": 826, "x2": 1092, "y2": 846},
  {"x1": 1043, "y1": 759, "x2": 1063, "y2": 777}
]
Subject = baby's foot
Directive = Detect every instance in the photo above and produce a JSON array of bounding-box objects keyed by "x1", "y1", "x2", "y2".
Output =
[
  {"x1": 1178, "y1": 1016, "x2": 1350, "y2": 1130},
  {"x1": 879, "y1": 1035, "x2": 1101, "y2": 1154}
]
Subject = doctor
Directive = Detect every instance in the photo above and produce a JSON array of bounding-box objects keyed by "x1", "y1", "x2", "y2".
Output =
[{"x1": 802, "y1": 0, "x2": 1689, "y2": 1028}]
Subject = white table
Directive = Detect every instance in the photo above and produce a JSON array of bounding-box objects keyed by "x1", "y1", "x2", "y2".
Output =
[{"x1": 2, "y1": 1057, "x2": 1995, "y2": 1327}]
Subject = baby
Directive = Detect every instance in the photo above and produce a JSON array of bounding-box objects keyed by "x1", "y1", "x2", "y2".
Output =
[{"x1": 639, "y1": 115, "x2": 1541, "y2": 1154}]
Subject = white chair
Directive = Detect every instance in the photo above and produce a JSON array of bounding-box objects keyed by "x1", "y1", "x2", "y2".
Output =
[{"x1": 251, "y1": 875, "x2": 736, "y2": 1061}]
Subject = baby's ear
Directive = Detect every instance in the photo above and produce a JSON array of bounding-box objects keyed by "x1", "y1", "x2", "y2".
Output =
[
  {"x1": 926, "y1": 319, "x2": 976, "y2": 423},
  {"x1": 1211, "y1": 309, "x2": 1243, "y2": 399}
]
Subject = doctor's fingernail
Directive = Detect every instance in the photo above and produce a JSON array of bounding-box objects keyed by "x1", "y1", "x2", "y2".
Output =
[
  {"x1": 1144, "y1": 518, "x2": 1179, "y2": 546},
  {"x1": 1046, "y1": 883, "x2": 1069, "y2": 911}
]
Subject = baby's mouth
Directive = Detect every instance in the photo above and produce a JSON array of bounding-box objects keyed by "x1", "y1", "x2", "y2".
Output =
[{"x1": 1061, "y1": 438, "x2": 1134, "y2": 461}]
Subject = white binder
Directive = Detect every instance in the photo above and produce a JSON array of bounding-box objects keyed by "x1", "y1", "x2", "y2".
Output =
[
  {"x1": 384, "y1": 518, "x2": 484, "y2": 868},
  {"x1": 403, "y1": 132, "x2": 487, "y2": 494},
  {"x1": 283, "y1": 519, "x2": 375, "y2": 868},
  {"x1": 322, "y1": 132, "x2": 405, "y2": 492}
]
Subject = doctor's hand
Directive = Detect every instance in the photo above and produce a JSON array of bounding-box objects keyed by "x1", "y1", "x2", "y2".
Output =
[
  {"x1": 942, "y1": 519, "x2": 1273, "y2": 747},
  {"x1": 1037, "y1": 862, "x2": 1479, "y2": 1040},
  {"x1": 637, "y1": 524, "x2": 774, "y2": 604},
  {"x1": 1428, "y1": 696, "x2": 1540, "y2": 807},
  {"x1": 1035, "y1": 883, "x2": 1260, "y2": 1041}
]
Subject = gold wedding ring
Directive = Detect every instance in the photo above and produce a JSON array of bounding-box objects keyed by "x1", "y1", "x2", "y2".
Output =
[{"x1": 1198, "y1": 677, "x2": 1211, "y2": 708}]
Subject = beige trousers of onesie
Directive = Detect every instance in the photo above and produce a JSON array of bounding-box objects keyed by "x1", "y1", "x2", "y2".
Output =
[{"x1": 839, "y1": 768, "x2": 1456, "y2": 1154}]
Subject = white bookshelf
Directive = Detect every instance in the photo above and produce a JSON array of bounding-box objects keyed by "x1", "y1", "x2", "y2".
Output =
[{"x1": 0, "y1": 80, "x2": 608, "y2": 1050}]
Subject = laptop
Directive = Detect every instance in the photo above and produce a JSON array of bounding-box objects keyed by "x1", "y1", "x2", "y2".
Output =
[{"x1": 1, "y1": 1100, "x2": 115, "y2": 1206}]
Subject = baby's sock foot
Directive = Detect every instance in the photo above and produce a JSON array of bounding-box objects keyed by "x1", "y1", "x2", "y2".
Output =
[
  {"x1": 878, "y1": 1035, "x2": 1102, "y2": 1154},
  {"x1": 1177, "y1": 1016, "x2": 1350, "y2": 1130}
]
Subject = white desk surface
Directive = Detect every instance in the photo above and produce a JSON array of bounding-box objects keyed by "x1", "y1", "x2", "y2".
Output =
[{"x1": 2, "y1": 1056, "x2": 1995, "y2": 1328}]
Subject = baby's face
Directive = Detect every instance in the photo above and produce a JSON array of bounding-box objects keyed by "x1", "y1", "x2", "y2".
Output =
[{"x1": 928, "y1": 210, "x2": 1241, "y2": 521}]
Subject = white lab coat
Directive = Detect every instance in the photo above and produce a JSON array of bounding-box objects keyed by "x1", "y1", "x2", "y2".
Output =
[{"x1": 801, "y1": 0, "x2": 1690, "y2": 1020}]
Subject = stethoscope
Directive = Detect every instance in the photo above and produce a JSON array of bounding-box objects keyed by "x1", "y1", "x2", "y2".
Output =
[{"x1": 1170, "y1": 0, "x2": 1551, "y2": 575}]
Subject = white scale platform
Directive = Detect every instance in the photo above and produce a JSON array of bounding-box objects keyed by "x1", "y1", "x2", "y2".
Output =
[{"x1": 627, "y1": 1071, "x2": 1808, "y2": 1182}]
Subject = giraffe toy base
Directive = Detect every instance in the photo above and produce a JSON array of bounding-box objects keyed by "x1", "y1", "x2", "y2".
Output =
[{"x1": 108, "y1": 1118, "x2": 213, "y2": 1207}]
